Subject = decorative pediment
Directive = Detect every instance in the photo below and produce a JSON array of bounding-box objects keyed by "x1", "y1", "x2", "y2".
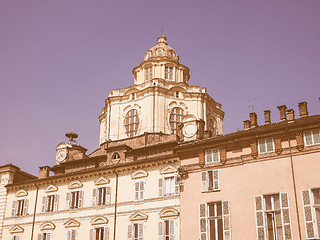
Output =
[
  {"x1": 16, "y1": 189, "x2": 28, "y2": 197},
  {"x1": 131, "y1": 170, "x2": 148, "y2": 179},
  {"x1": 45, "y1": 184, "x2": 58, "y2": 193},
  {"x1": 160, "y1": 165, "x2": 177, "y2": 175},
  {"x1": 64, "y1": 219, "x2": 81, "y2": 228},
  {"x1": 94, "y1": 176, "x2": 110, "y2": 185},
  {"x1": 129, "y1": 211, "x2": 148, "y2": 221},
  {"x1": 9, "y1": 225, "x2": 24, "y2": 234},
  {"x1": 40, "y1": 222, "x2": 55, "y2": 231},
  {"x1": 159, "y1": 207, "x2": 180, "y2": 219},
  {"x1": 91, "y1": 216, "x2": 108, "y2": 226},
  {"x1": 68, "y1": 180, "x2": 83, "y2": 189},
  {"x1": 168, "y1": 101, "x2": 188, "y2": 113}
]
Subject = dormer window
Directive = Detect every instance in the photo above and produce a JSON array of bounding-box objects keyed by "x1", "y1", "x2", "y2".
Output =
[
  {"x1": 131, "y1": 93, "x2": 136, "y2": 101},
  {"x1": 145, "y1": 66, "x2": 153, "y2": 81},
  {"x1": 112, "y1": 152, "x2": 120, "y2": 161},
  {"x1": 165, "y1": 66, "x2": 173, "y2": 80}
]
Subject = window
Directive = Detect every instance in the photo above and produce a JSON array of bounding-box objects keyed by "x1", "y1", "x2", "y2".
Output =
[
  {"x1": 12, "y1": 236, "x2": 21, "y2": 240},
  {"x1": 42, "y1": 194, "x2": 59, "y2": 212},
  {"x1": 165, "y1": 66, "x2": 173, "y2": 80},
  {"x1": 66, "y1": 229, "x2": 77, "y2": 240},
  {"x1": 124, "y1": 109, "x2": 139, "y2": 137},
  {"x1": 112, "y1": 152, "x2": 120, "y2": 161},
  {"x1": 169, "y1": 107, "x2": 185, "y2": 134},
  {"x1": 38, "y1": 232, "x2": 52, "y2": 240},
  {"x1": 89, "y1": 227, "x2": 109, "y2": 240},
  {"x1": 134, "y1": 181, "x2": 145, "y2": 200},
  {"x1": 302, "y1": 188, "x2": 320, "y2": 239},
  {"x1": 12, "y1": 199, "x2": 28, "y2": 216},
  {"x1": 128, "y1": 223, "x2": 143, "y2": 240},
  {"x1": 131, "y1": 93, "x2": 136, "y2": 100},
  {"x1": 93, "y1": 186, "x2": 111, "y2": 206},
  {"x1": 205, "y1": 149, "x2": 220, "y2": 164},
  {"x1": 201, "y1": 170, "x2": 219, "y2": 192},
  {"x1": 159, "y1": 176, "x2": 180, "y2": 196},
  {"x1": 258, "y1": 138, "x2": 274, "y2": 154},
  {"x1": 66, "y1": 191, "x2": 83, "y2": 209},
  {"x1": 304, "y1": 130, "x2": 320, "y2": 146},
  {"x1": 159, "y1": 219, "x2": 175, "y2": 240},
  {"x1": 175, "y1": 91, "x2": 179, "y2": 98},
  {"x1": 255, "y1": 193, "x2": 292, "y2": 240},
  {"x1": 145, "y1": 66, "x2": 153, "y2": 81},
  {"x1": 199, "y1": 201, "x2": 231, "y2": 240}
]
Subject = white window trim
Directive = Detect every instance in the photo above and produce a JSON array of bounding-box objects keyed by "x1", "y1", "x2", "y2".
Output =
[
  {"x1": 258, "y1": 138, "x2": 275, "y2": 155},
  {"x1": 134, "y1": 180, "x2": 145, "y2": 201},
  {"x1": 201, "y1": 169, "x2": 220, "y2": 192},
  {"x1": 304, "y1": 129, "x2": 320, "y2": 147},
  {"x1": 205, "y1": 148, "x2": 220, "y2": 164}
]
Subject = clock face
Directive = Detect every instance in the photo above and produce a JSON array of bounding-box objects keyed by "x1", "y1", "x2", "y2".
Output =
[
  {"x1": 56, "y1": 149, "x2": 67, "y2": 163},
  {"x1": 183, "y1": 123, "x2": 197, "y2": 138}
]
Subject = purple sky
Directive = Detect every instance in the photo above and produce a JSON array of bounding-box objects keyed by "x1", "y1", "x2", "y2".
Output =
[{"x1": 0, "y1": 0, "x2": 319, "y2": 176}]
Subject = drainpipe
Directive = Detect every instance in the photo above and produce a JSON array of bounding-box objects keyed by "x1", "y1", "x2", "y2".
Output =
[
  {"x1": 285, "y1": 124, "x2": 302, "y2": 239},
  {"x1": 31, "y1": 184, "x2": 39, "y2": 240},
  {"x1": 113, "y1": 170, "x2": 119, "y2": 240}
]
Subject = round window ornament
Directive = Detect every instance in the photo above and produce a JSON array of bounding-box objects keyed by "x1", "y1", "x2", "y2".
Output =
[
  {"x1": 56, "y1": 149, "x2": 67, "y2": 164},
  {"x1": 183, "y1": 123, "x2": 197, "y2": 138}
]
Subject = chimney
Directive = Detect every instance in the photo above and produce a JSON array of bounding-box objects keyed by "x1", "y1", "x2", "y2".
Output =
[
  {"x1": 243, "y1": 120, "x2": 251, "y2": 130},
  {"x1": 39, "y1": 166, "x2": 50, "y2": 179},
  {"x1": 264, "y1": 110, "x2": 271, "y2": 124},
  {"x1": 298, "y1": 101, "x2": 308, "y2": 117},
  {"x1": 286, "y1": 109, "x2": 295, "y2": 122},
  {"x1": 277, "y1": 105, "x2": 287, "y2": 121},
  {"x1": 249, "y1": 112, "x2": 258, "y2": 128}
]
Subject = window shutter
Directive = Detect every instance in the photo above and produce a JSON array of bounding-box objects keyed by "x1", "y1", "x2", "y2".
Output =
[
  {"x1": 78, "y1": 191, "x2": 84, "y2": 208},
  {"x1": 54, "y1": 194, "x2": 59, "y2": 211},
  {"x1": 302, "y1": 190, "x2": 315, "y2": 239},
  {"x1": 159, "y1": 179, "x2": 163, "y2": 197},
  {"x1": 66, "y1": 192, "x2": 71, "y2": 210},
  {"x1": 90, "y1": 229, "x2": 94, "y2": 240},
  {"x1": 92, "y1": 188, "x2": 97, "y2": 206},
  {"x1": 71, "y1": 229, "x2": 76, "y2": 240},
  {"x1": 280, "y1": 192, "x2": 292, "y2": 240},
  {"x1": 42, "y1": 196, "x2": 47, "y2": 213},
  {"x1": 213, "y1": 149, "x2": 220, "y2": 162},
  {"x1": 23, "y1": 199, "x2": 28, "y2": 215},
  {"x1": 104, "y1": 227, "x2": 109, "y2": 240},
  {"x1": 205, "y1": 150, "x2": 212, "y2": 163},
  {"x1": 158, "y1": 221, "x2": 164, "y2": 240},
  {"x1": 37, "y1": 234, "x2": 42, "y2": 240},
  {"x1": 213, "y1": 170, "x2": 219, "y2": 191},
  {"x1": 314, "y1": 130, "x2": 320, "y2": 144},
  {"x1": 254, "y1": 196, "x2": 265, "y2": 240},
  {"x1": 47, "y1": 233, "x2": 52, "y2": 240},
  {"x1": 66, "y1": 230, "x2": 71, "y2": 240},
  {"x1": 169, "y1": 219, "x2": 175, "y2": 240},
  {"x1": 127, "y1": 224, "x2": 133, "y2": 240},
  {"x1": 222, "y1": 201, "x2": 231, "y2": 240},
  {"x1": 106, "y1": 186, "x2": 111, "y2": 204},
  {"x1": 201, "y1": 172, "x2": 207, "y2": 192},
  {"x1": 135, "y1": 182, "x2": 140, "y2": 200},
  {"x1": 174, "y1": 175, "x2": 180, "y2": 195},
  {"x1": 138, "y1": 223, "x2": 144, "y2": 239},
  {"x1": 12, "y1": 201, "x2": 17, "y2": 216},
  {"x1": 199, "y1": 203, "x2": 207, "y2": 240},
  {"x1": 304, "y1": 132, "x2": 313, "y2": 146},
  {"x1": 140, "y1": 182, "x2": 145, "y2": 200}
]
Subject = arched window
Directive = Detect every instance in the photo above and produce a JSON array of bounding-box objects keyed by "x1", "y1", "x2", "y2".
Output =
[
  {"x1": 112, "y1": 152, "x2": 120, "y2": 161},
  {"x1": 169, "y1": 107, "x2": 185, "y2": 134},
  {"x1": 124, "y1": 109, "x2": 139, "y2": 137},
  {"x1": 145, "y1": 66, "x2": 153, "y2": 81}
]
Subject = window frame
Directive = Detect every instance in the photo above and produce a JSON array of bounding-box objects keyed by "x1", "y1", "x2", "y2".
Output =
[
  {"x1": 124, "y1": 109, "x2": 139, "y2": 138},
  {"x1": 258, "y1": 138, "x2": 275, "y2": 155},
  {"x1": 134, "y1": 180, "x2": 145, "y2": 201},
  {"x1": 165, "y1": 66, "x2": 173, "y2": 80},
  {"x1": 169, "y1": 107, "x2": 185, "y2": 134},
  {"x1": 304, "y1": 129, "x2": 320, "y2": 147},
  {"x1": 205, "y1": 149, "x2": 220, "y2": 164},
  {"x1": 145, "y1": 66, "x2": 153, "y2": 81}
]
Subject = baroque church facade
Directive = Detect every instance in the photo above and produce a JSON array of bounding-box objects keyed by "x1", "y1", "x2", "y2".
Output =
[{"x1": 0, "y1": 35, "x2": 320, "y2": 240}]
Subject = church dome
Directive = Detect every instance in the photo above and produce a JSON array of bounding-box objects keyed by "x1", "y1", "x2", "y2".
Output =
[{"x1": 143, "y1": 35, "x2": 179, "y2": 62}]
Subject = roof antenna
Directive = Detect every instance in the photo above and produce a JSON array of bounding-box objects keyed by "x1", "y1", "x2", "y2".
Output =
[{"x1": 161, "y1": 27, "x2": 164, "y2": 36}]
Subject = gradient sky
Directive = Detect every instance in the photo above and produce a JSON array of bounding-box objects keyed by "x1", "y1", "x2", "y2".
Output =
[{"x1": 0, "y1": 0, "x2": 319, "y2": 176}]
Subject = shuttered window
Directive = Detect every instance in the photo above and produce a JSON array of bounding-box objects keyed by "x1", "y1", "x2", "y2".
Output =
[
  {"x1": 302, "y1": 189, "x2": 320, "y2": 239},
  {"x1": 201, "y1": 170, "x2": 219, "y2": 192},
  {"x1": 199, "y1": 201, "x2": 231, "y2": 240},
  {"x1": 42, "y1": 194, "x2": 59, "y2": 213},
  {"x1": 159, "y1": 219, "x2": 175, "y2": 240},
  {"x1": 92, "y1": 187, "x2": 111, "y2": 206},
  {"x1": 254, "y1": 193, "x2": 292, "y2": 240},
  {"x1": 258, "y1": 138, "x2": 274, "y2": 154},
  {"x1": 12, "y1": 199, "x2": 28, "y2": 216},
  {"x1": 66, "y1": 191, "x2": 83, "y2": 209},
  {"x1": 159, "y1": 176, "x2": 180, "y2": 197},
  {"x1": 304, "y1": 130, "x2": 320, "y2": 146},
  {"x1": 66, "y1": 229, "x2": 77, "y2": 240},
  {"x1": 37, "y1": 232, "x2": 52, "y2": 240},
  {"x1": 205, "y1": 149, "x2": 220, "y2": 164},
  {"x1": 89, "y1": 227, "x2": 109, "y2": 240},
  {"x1": 128, "y1": 223, "x2": 143, "y2": 240},
  {"x1": 134, "y1": 181, "x2": 145, "y2": 200}
]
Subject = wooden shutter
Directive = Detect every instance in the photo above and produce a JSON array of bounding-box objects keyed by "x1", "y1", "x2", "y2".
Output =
[
  {"x1": 66, "y1": 192, "x2": 71, "y2": 210},
  {"x1": 42, "y1": 196, "x2": 47, "y2": 213},
  {"x1": 78, "y1": 191, "x2": 83, "y2": 208},
  {"x1": 92, "y1": 188, "x2": 97, "y2": 206},
  {"x1": 174, "y1": 175, "x2": 180, "y2": 195},
  {"x1": 71, "y1": 229, "x2": 76, "y2": 240},
  {"x1": 169, "y1": 219, "x2": 175, "y2": 240},
  {"x1": 255, "y1": 196, "x2": 265, "y2": 240},
  {"x1": 106, "y1": 186, "x2": 111, "y2": 204},
  {"x1": 135, "y1": 182, "x2": 140, "y2": 200},
  {"x1": 138, "y1": 223, "x2": 144, "y2": 240},
  {"x1": 23, "y1": 199, "x2": 28, "y2": 215},
  {"x1": 66, "y1": 230, "x2": 72, "y2": 240},
  {"x1": 89, "y1": 228, "x2": 94, "y2": 240},
  {"x1": 280, "y1": 192, "x2": 292, "y2": 239},
  {"x1": 140, "y1": 182, "x2": 145, "y2": 200},
  {"x1": 104, "y1": 227, "x2": 109, "y2": 240},
  {"x1": 53, "y1": 194, "x2": 59, "y2": 211},
  {"x1": 213, "y1": 170, "x2": 219, "y2": 191},
  {"x1": 158, "y1": 221, "x2": 164, "y2": 240},
  {"x1": 37, "y1": 234, "x2": 41, "y2": 240},
  {"x1": 201, "y1": 172, "x2": 207, "y2": 192},
  {"x1": 159, "y1": 179, "x2": 163, "y2": 197},
  {"x1": 302, "y1": 190, "x2": 315, "y2": 239},
  {"x1": 222, "y1": 201, "x2": 231, "y2": 240},
  {"x1": 199, "y1": 203, "x2": 207, "y2": 240},
  {"x1": 12, "y1": 201, "x2": 17, "y2": 216},
  {"x1": 127, "y1": 224, "x2": 133, "y2": 240},
  {"x1": 47, "y1": 233, "x2": 52, "y2": 240}
]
